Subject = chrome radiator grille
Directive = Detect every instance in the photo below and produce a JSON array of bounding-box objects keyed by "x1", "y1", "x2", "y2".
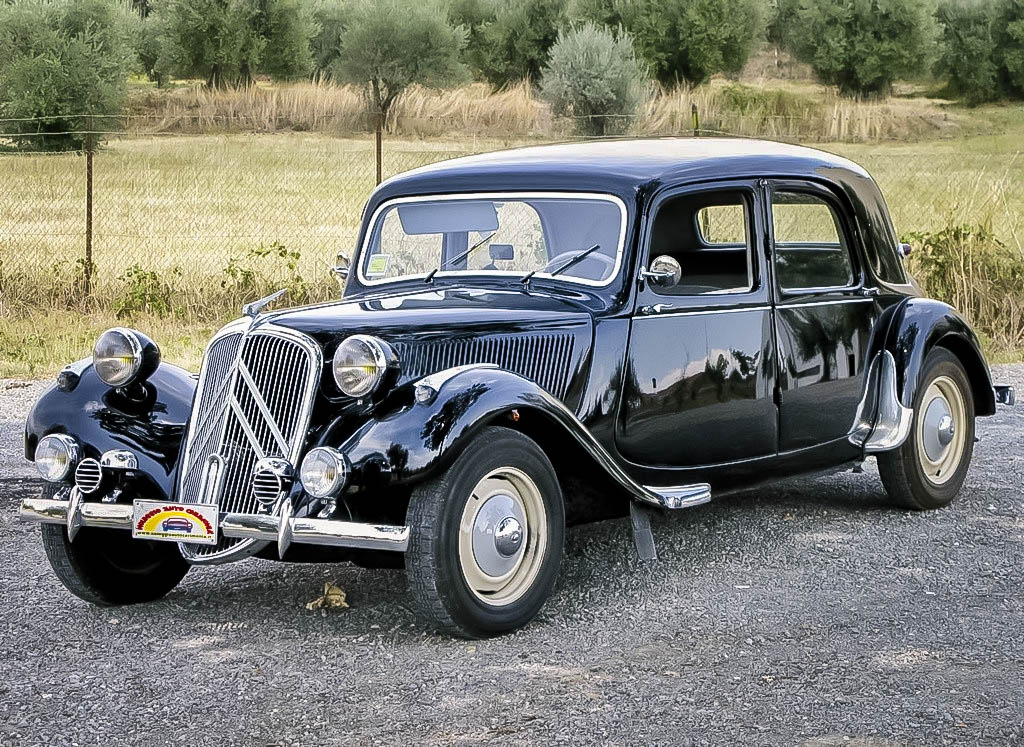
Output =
[
  {"x1": 177, "y1": 323, "x2": 321, "y2": 561},
  {"x1": 393, "y1": 332, "x2": 575, "y2": 399}
]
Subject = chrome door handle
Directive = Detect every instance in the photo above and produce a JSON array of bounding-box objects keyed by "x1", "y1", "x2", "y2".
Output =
[{"x1": 639, "y1": 303, "x2": 669, "y2": 315}]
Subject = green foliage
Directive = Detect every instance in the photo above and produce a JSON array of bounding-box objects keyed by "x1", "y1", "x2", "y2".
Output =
[
  {"x1": 459, "y1": 0, "x2": 569, "y2": 86},
  {"x1": 934, "y1": 0, "x2": 998, "y2": 104},
  {"x1": 781, "y1": 0, "x2": 936, "y2": 97},
  {"x1": 221, "y1": 242, "x2": 311, "y2": 305},
  {"x1": 0, "y1": 0, "x2": 137, "y2": 151},
  {"x1": 904, "y1": 223, "x2": 1024, "y2": 349},
  {"x1": 152, "y1": 0, "x2": 315, "y2": 86},
  {"x1": 114, "y1": 264, "x2": 181, "y2": 317},
  {"x1": 333, "y1": 0, "x2": 468, "y2": 120},
  {"x1": 310, "y1": 0, "x2": 349, "y2": 78},
  {"x1": 992, "y1": 0, "x2": 1024, "y2": 97},
  {"x1": 540, "y1": 22, "x2": 648, "y2": 135},
  {"x1": 575, "y1": 0, "x2": 764, "y2": 86}
]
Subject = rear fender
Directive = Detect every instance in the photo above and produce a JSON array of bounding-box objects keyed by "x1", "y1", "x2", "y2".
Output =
[{"x1": 24, "y1": 361, "x2": 196, "y2": 499}]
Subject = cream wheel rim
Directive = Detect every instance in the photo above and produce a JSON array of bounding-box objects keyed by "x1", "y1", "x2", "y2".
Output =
[
  {"x1": 915, "y1": 375, "x2": 967, "y2": 485},
  {"x1": 458, "y1": 467, "x2": 547, "y2": 607}
]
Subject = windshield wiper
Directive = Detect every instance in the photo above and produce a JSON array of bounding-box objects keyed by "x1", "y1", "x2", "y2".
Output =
[
  {"x1": 520, "y1": 243, "x2": 601, "y2": 285},
  {"x1": 425, "y1": 231, "x2": 497, "y2": 283}
]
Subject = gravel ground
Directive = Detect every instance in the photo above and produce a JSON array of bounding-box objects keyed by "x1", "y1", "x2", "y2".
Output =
[{"x1": 1, "y1": 367, "x2": 1022, "y2": 746}]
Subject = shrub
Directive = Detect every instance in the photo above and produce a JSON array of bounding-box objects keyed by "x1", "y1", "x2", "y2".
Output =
[
  {"x1": 152, "y1": 0, "x2": 315, "y2": 87},
  {"x1": 934, "y1": 0, "x2": 999, "y2": 103},
  {"x1": 992, "y1": 0, "x2": 1024, "y2": 97},
  {"x1": 0, "y1": 0, "x2": 137, "y2": 151},
  {"x1": 333, "y1": 0, "x2": 468, "y2": 124},
  {"x1": 575, "y1": 0, "x2": 765, "y2": 86},
  {"x1": 462, "y1": 0, "x2": 569, "y2": 87},
  {"x1": 540, "y1": 23, "x2": 649, "y2": 135},
  {"x1": 783, "y1": 0, "x2": 936, "y2": 97}
]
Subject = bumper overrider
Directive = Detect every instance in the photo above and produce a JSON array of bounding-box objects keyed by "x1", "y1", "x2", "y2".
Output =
[{"x1": 19, "y1": 485, "x2": 409, "y2": 557}]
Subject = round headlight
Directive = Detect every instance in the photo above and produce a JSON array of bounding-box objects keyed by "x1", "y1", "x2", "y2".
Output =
[
  {"x1": 92, "y1": 328, "x2": 160, "y2": 387},
  {"x1": 35, "y1": 434, "x2": 80, "y2": 482},
  {"x1": 332, "y1": 335, "x2": 390, "y2": 398},
  {"x1": 299, "y1": 447, "x2": 349, "y2": 499}
]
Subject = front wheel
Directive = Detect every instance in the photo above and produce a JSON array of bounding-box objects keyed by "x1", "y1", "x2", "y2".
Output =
[
  {"x1": 39, "y1": 486, "x2": 190, "y2": 605},
  {"x1": 405, "y1": 427, "x2": 564, "y2": 638},
  {"x1": 878, "y1": 347, "x2": 975, "y2": 510}
]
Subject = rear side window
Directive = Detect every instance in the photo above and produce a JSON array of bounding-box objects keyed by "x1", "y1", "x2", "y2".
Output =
[{"x1": 772, "y1": 191, "x2": 855, "y2": 291}]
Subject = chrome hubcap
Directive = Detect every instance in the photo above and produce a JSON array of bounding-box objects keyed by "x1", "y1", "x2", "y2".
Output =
[
  {"x1": 916, "y1": 375, "x2": 967, "y2": 485},
  {"x1": 458, "y1": 467, "x2": 547, "y2": 607}
]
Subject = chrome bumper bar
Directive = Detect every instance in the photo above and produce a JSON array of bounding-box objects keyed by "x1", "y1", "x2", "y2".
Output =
[{"x1": 18, "y1": 495, "x2": 410, "y2": 557}]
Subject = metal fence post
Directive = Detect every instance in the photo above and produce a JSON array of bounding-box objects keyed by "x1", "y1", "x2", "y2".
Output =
[
  {"x1": 375, "y1": 112, "x2": 383, "y2": 186},
  {"x1": 692, "y1": 103, "x2": 699, "y2": 137},
  {"x1": 84, "y1": 120, "x2": 94, "y2": 296}
]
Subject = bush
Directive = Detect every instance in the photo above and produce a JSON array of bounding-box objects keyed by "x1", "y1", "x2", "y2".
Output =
[
  {"x1": 333, "y1": 0, "x2": 468, "y2": 123},
  {"x1": 934, "y1": 0, "x2": 999, "y2": 103},
  {"x1": 575, "y1": 0, "x2": 765, "y2": 86},
  {"x1": 540, "y1": 23, "x2": 649, "y2": 135},
  {"x1": 782, "y1": 0, "x2": 936, "y2": 97},
  {"x1": 992, "y1": 0, "x2": 1024, "y2": 97},
  {"x1": 461, "y1": 0, "x2": 569, "y2": 87},
  {"x1": 0, "y1": 0, "x2": 137, "y2": 151},
  {"x1": 310, "y1": 0, "x2": 348, "y2": 79},
  {"x1": 152, "y1": 0, "x2": 315, "y2": 87}
]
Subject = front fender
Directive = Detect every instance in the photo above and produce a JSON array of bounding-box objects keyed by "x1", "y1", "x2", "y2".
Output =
[
  {"x1": 883, "y1": 297, "x2": 995, "y2": 416},
  {"x1": 24, "y1": 361, "x2": 196, "y2": 499},
  {"x1": 338, "y1": 366, "x2": 668, "y2": 505}
]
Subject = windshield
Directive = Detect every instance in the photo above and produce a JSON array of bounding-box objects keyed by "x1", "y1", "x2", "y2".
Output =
[{"x1": 358, "y1": 193, "x2": 626, "y2": 287}]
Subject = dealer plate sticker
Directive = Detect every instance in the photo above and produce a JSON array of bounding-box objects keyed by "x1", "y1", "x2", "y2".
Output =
[{"x1": 132, "y1": 500, "x2": 218, "y2": 545}]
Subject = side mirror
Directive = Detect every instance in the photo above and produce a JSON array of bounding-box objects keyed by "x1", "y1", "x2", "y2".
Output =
[
  {"x1": 489, "y1": 243, "x2": 515, "y2": 261},
  {"x1": 898, "y1": 243, "x2": 912, "y2": 259},
  {"x1": 640, "y1": 255, "x2": 682, "y2": 288},
  {"x1": 332, "y1": 253, "x2": 351, "y2": 285}
]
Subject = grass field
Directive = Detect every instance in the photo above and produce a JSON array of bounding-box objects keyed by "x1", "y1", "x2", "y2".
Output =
[{"x1": 2, "y1": 107, "x2": 1023, "y2": 377}]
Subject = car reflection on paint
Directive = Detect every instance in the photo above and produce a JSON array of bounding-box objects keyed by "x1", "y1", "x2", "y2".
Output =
[{"x1": 160, "y1": 517, "x2": 193, "y2": 533}]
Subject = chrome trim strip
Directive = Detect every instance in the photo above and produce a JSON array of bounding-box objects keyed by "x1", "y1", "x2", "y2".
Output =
[
  {"x1": 356, "y1": 191, "x2": 629, "y2": 289},
  {"x1": 18, "y1": 497, "x2": 411, "y2": 554},
  {"x1": 415, "y1": 366, "x2": 712, "y2": 510},
  {"x1": 633, "y1": 305, "x2": 770, "y2": 318},
  {"x1": 849, "y1": 350, "x2": 914, "y2": 452},
  {"x1": 777, "y1": 297, "x2": 874, "y2": 308}
]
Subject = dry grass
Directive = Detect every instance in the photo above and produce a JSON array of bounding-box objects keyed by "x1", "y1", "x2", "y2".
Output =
[{"x1": 126, "y1": 78, "x2": 985, "y2": 143}]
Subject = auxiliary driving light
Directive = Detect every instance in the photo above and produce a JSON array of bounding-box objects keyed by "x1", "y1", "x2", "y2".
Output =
[
  {"x1": 34, "y1": 434, "x2": 80, "y2": 482},
  {"x1": 299, "y1": 447, "x2": 349, "y2": 499}
]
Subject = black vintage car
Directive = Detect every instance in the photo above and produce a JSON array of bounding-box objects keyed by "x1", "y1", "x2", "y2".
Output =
[{"x1": 21, "y1": 138, "x2": 1016, "y2": 637}]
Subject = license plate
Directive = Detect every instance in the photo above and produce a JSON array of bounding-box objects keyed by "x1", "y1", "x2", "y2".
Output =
[{"x1": 132, "y1": 500, "x2": 219, "y2": 545}]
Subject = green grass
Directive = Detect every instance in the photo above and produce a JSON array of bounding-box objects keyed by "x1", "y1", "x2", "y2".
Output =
[{"x1": 2, "y1": 114, "x2": 1023, "y2": 378}]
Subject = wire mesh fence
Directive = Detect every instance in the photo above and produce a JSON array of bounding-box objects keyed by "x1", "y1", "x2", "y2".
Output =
[{"x1": 2, "y1": 114, "x2": 1022, "y2": 316}]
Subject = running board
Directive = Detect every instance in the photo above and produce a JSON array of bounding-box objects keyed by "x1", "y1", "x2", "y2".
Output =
[{"x1": 637, "y1": 483, "x2": 711, "y2": 510}]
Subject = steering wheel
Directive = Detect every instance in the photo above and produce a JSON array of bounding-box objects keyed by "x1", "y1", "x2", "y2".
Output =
[{"x1": 542, "y1": 250, "x2": 615, "y2": 281}]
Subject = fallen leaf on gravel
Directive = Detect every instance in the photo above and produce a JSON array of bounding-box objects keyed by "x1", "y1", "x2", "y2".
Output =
[{"x1": 305, "y1": 581, "x2": 348, "y2": 611}]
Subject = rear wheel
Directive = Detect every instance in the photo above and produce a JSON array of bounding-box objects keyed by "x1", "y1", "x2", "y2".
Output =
[
  {"x1": 878, "y1": 348, "x2": 975, "y2": 510},
  {"x1": 39, "y1": 486, "x2": 190, "y2": 605},
  {"x1": 405, "y1": 427, "x2": 564, "y2": 638}
]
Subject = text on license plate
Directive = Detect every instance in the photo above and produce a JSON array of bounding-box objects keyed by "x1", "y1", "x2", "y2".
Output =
[{"x1": 132, "y1": 500, "x2": 219, "y2": 545}]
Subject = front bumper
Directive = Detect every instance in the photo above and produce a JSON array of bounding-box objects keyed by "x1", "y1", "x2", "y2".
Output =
[{"x1": 18, "y1": 490, "x2": 410, "y2": 559}]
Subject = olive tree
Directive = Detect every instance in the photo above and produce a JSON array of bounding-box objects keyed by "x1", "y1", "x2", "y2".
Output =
[
  {"x1": 934, "y1": 0, "x2": 999, "y2": 103},
  {"x1": 782, "y1": 0, "x2": 936, "y2": 97},
  {"x1": 0, "y1": 0, "x2": 137, "y2": 151},
  {"x1": 575, "y1": 0, "x2": 765, "y2": 86},
  {"x1": 992, "y1": 0, "x2": 1024, "y2": 97},
  {"x1": 333, "y1": 0, "x2": 468, "y2": 125},
  {"x1": 540, "y1": 22, "x2": 649, "y2": 135},
  {"x1": 457, "y1": 0, "x2": 569, "y2": 86}
]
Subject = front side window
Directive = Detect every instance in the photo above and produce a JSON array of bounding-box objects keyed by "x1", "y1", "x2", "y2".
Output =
[
  {"x1": 772, "y1": 191, "x2": 855, "y2": 291},
  {"x1": 359, "y1": 194, "x2": 625, "y2": 286},
  {"x1": 647, "y1": 190, "x2": 756, "y2": 296}
]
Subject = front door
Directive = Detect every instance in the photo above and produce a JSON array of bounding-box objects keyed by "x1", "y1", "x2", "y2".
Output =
[
  {"x1": 769, "y1": 180, "x2": 878, "y2": 451},
  {"x1": 615, "y1": 181, "x2": 778, "y2": 468}
]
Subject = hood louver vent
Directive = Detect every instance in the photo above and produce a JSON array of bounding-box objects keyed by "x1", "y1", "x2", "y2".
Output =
[{"x1": 393, "y1": 333, "x2": 575, "y2": 400}]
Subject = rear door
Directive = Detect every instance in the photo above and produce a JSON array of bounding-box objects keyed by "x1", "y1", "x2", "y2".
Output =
[{"x1": 769, "y1": 180, "x2": 878, "y2": 451}]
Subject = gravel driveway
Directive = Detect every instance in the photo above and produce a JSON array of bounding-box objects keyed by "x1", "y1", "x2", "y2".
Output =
[{"x1": 1, "y1": 367, "x2": 1022, "y2": 746}]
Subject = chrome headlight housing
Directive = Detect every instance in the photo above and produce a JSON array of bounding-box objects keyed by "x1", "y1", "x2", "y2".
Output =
[
  {"x1": 299, "y1": 447, "x2": 349, "y2": 498},
  {"x1": 92, "y1": 327, "x2": 160, "y2": 388},
  {"x1": 332, "y1": 335, "x2": 393, "y2": 398},
  {"x1": 34, "y1": 434, "x2": 80, "y2": 482}
]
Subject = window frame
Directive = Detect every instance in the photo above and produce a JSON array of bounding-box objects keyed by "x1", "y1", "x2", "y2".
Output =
[
  {"x1": 636, "y1": 179, "x2": 769, "y2": 312},
  {"x1": 767, "y1": 180, "x2": 863, "y2": 297},
  {"x1": 356, "y1": 191, "x2": 628, "y2": 288}
]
